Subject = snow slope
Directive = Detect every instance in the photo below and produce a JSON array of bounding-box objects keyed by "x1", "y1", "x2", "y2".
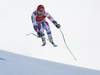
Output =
[{"x1": 0, "y1": 49, "x2": 100, "y2": 75}]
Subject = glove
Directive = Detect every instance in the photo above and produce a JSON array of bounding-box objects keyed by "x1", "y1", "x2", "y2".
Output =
[
  {"x1": 37, "y1": 32, "x2": 42, "y2": 38},
  {"x1": 56, "y1": 24, "x2": 61, "y2": 28}
]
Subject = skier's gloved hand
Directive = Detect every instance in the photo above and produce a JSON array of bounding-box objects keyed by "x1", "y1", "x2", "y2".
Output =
[
  {"x1": 56, "y1": 24, "x2": 61, "y2": 28},
  {"x1": 37, "y1": 32, "x2": 42, "y2": 38}
]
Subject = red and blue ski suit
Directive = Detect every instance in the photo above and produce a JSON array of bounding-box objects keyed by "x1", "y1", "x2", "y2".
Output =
[{"x1": 31, "y1": 11, "x2": 58, "y2": 36}]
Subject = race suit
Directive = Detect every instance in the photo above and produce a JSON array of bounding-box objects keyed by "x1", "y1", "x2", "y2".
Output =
[{"x1": 31, "y1": 10, "x2": 58, "y2": 36}]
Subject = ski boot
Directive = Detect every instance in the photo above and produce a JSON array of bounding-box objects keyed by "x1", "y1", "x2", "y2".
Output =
[
  {"x1": 48, "y1": 34, "x2": 57, "y2": 47},
  {"x1": 41, "y1": 36, "x2": 46, "y2": 46}
]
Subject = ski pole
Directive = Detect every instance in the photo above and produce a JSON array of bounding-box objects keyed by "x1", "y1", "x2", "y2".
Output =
[
  {"x1": 26, "y1": 33, "x2": 42, "y2": 38},
  {"x1": 26, "y1": 33, "x2": 37, "y2": 37},
  {"x1": 59, "y1": 28, "x2": 77, "y2": 60}
]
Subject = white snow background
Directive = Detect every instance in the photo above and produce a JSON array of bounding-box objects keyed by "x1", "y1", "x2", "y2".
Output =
[
  {"x1": 0, "y1": 0, "x2": 100, "y2": 71},
  {"x1": 0, "y1": 50, "x2": 100, "y2": 75}
]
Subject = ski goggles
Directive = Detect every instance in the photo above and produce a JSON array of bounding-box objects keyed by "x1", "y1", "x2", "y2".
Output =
[{"x1": 37, "y1": 11, "x2": 44, "y2": 15}]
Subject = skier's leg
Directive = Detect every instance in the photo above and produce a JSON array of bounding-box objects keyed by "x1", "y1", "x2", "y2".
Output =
[
  {"x1": 41, "y1": 36, "x2": 46, "y2": 46},
  {"x1": 37, "y1": 23, "x2": 46, "y2": 46},
  {"x1": 43, "y1": 21, "x2": 57, "y2": 47},
  {"x1": 48, "y1": 33, "x2": 53, "y2": 43},
  {"x1": 43, "y1": 21, "x2": 52, "y2": 42}
]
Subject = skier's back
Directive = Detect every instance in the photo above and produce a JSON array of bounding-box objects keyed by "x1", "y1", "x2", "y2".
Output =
[{"x1": 31, "y1": 5, "x2": 60, "y2": 47}]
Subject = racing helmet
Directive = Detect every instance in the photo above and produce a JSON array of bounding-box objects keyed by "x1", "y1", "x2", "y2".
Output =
[{"x1": 37, "y1": 5, "x2": 45, "y2": 15}]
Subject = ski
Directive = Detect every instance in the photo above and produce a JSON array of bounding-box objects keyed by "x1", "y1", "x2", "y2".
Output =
[
  {"x1": 51, "y1": 42, "x2": 57, "y2": 47},
  {"x1": 42, "y1": 43, "x2": 46, "y2": 46}
]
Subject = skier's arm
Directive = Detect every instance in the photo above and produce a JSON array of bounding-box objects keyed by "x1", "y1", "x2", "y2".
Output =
[
  {"x1": 31, "y1": 13, "x2": 38, "y2": 32},
  {"x1": 46, "y1": 12, "x2": 57, "y2": 25},
  {"x1": 46, "y1": 12, "x2": 60, "y2": 28},
  {"x1": 46, "y1": 13, "x2": 61, "y2": 28}
]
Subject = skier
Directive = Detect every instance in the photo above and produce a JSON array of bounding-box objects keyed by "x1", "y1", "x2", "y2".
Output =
[{"x1": 31, "y1": 5, "x2": 60, "y2": 47}]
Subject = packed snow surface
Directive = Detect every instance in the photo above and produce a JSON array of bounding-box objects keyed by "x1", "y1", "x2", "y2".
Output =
[{"x1": 0, "y1": 49, "x2": 100, "y2": 75}]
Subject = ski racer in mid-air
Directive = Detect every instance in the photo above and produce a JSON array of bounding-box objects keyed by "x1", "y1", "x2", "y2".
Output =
[{"x1": 31, "y1": 5, "x2": 60, "y2": 47}]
